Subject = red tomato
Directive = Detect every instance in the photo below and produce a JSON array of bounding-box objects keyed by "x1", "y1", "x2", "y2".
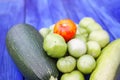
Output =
[{"x1": 54, "y1": 19, "x2": 77, "y2": 42}]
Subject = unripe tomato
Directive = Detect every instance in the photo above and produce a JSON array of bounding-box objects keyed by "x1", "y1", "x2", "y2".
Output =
[
  {"x1": 54, "y1": 19, "x2": 77, "y2": 42},
  {"x1": 57, "y1": 56, "x2": 76, "y2": 73}
]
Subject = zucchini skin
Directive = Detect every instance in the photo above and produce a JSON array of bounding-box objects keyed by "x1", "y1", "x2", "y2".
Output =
[
  {"x1": 90, "y1": 39, "x2": 120, "y2": 80},
  {"x1": 6, "y1": 24, "x2": 59, "y2": 80}
]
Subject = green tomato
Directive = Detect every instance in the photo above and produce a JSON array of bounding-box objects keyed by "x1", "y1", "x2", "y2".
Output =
[
  {"x1": 77, "y1": 54, "x2": 96, "y2": 74},
  {"x1": 49, "y1": 24, "x2": 55, "y2": 33},
  {"x1": 60, "y1": 70, "x2": 85, "y2": 80},
  {"x1": 43, "y1": 33, "x2": 67, "y2": 58},
  {"x1": 76, "y1": 27, "x2": 88, "y2": 38},
  {"x1": 87, "y1": 23, "x2": 103, "y2": 33},
  {"x1": 87, "y1": 41, "x2": 101, "y2": 58},
  {"x1": 75, "y1": 34, "x2": 87, "y2": 42},
  {"x1": 49, "y1": 24, "x2": 55, "y2": 30},
  {"x1": 68, "y1": 38, "x2": 87, "y2": 58},
  {"x1": 57, "y1": 56, "x2": 76, "y2": 73},
  {"x1": 88, "y1": 30, "x2": 110, "y2": 48},
  {"x1": 39, "y1": 28, "x2": 50, "y2": 38},
  {"x1": 79, "y1": 17, "x2": 95, "y2": 28}
]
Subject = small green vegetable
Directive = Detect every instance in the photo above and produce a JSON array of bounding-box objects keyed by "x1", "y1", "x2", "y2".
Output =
[
  {"x1": 60, "y1": 70, "x2": 85, "y2": 80},
  {"x1": 87, "y1": 41, "x2": 101, "y2": 58},
  {"x1": 39, "y1": 27, "x2": 50, "y2": 38},
  {"x1": 43, "y1": 33, "x2": 67, "y2": 58},
  {"x1": 57, "y1": 56, "x2": 76, "y2": 73},
  {"x1": 79, "y1": 17, "x2": 95, "y2": 28},
  {"x1": 67, "y1": 38, "x2": 87, "y2": 58},
  {"x1": 88, "y1": 30, "x2": 110, "y2": 48},
  {"x1": 77, "y1": 54, "x2": 96, "y2": 74},
  {"x1": 86, "y1": 23, "x2": 102, "y2": 33}
]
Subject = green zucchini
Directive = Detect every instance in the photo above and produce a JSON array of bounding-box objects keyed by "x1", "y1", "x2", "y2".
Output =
[
  {"x1": 90, "y1": 39, "x2": 120, "y2": 80},
  {"x1": 6, "y1": 24, "x2": 59, "y2": 80}
]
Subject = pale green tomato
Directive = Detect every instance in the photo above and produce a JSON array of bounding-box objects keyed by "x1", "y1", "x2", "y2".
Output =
[
  {"x1": 60, "y1": 70, "x2": 85, "y2": 80},
  {"x1": 39, "y1": 28, "x2": 50, "y2": 38},
  {"x1": 49, "y1": 24, "x2": 55, "y2": 33},
  {"x1": 57, "y1": 56, "x2": 76, "y2": 73},
  {"x1": 75, "y1": 34, "x2": 87, "y2": 42},
  {"x1": 76, "y1": 27, "x2": 88, "y2": 38},
  {"x1": 43, "y1": 33, "x2": 67, "y2": 58},
  {"x1": 77, "y1": 54, "x2": 96, "y2": 74},
  {"x1": 87, "y1": 23, "x2": 103, "y2": 33},
  {"x1": 88, "y1": 30, "x2": 110, "y2": 48},
  {"x1": 87, "y1": 41, "x2": 101, "y2": 58},
  {"x1": 67, "y1": 38, "x2": 87, "y2": 58},
  {"x1": 79, "y1": 17, "x2": 95, "y2": 28},
  {"x1": 49, "y1": 24, "x2": 55, "y2": 30}
]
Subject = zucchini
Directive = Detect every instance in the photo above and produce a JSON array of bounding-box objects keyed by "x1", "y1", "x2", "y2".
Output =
[
  {"x1": 90, "y1": 39, "x2": 120, "y2": 80},
  {"x1": 6, "y1": 24, "x2": 59, "y2": 80}
]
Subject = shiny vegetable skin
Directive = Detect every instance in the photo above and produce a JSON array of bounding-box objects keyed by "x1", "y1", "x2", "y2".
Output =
[
  {"x1": 6, "y1": 24, "x2": 59, "y2": 80},
  {"x1": 54, "y1": 19, "x2": 77, "y2": 42},
  {"x1": 90, "y1": 39, "x2": 120, "y2": 80}
]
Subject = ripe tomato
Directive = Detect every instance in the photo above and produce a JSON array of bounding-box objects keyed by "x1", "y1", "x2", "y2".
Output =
[{"x1": 54, "y1": 19, "x2": 77, "y2": 42}]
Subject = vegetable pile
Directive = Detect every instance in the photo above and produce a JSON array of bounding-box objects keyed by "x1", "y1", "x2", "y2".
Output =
[
  {"x1": 6, "y1": 17, "x2": 120, "y2": 80},
  {"x1": 39, "y1": 17, "x2": 113, "y2": 80}
]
